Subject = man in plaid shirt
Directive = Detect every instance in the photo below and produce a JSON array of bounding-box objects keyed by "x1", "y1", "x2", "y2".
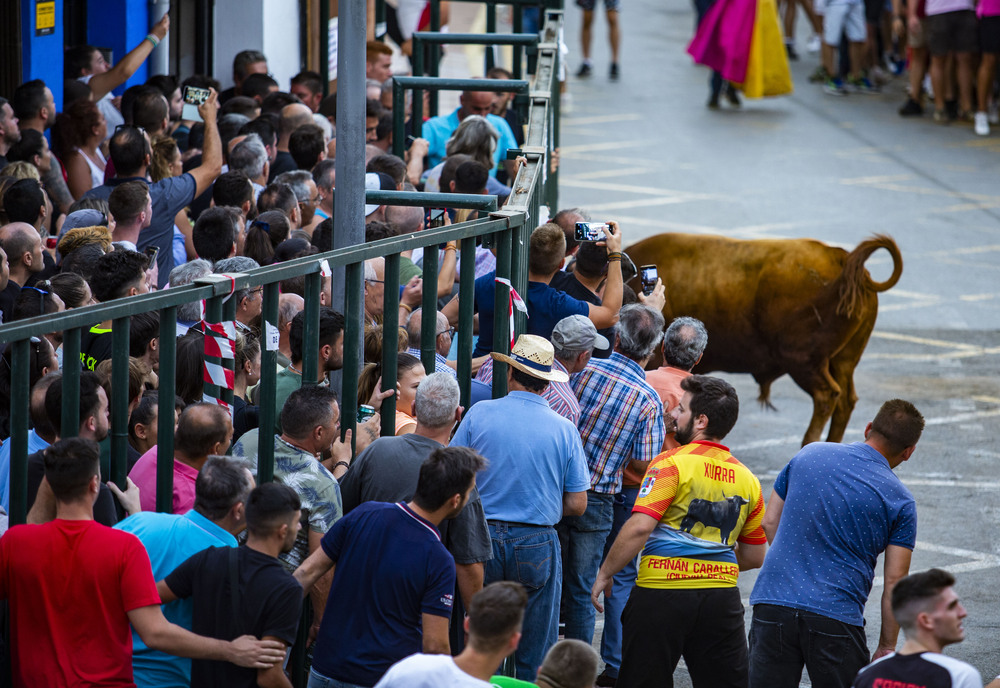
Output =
[{"x1": 560, "y1": 304, "x2": 667, "y2": 647}]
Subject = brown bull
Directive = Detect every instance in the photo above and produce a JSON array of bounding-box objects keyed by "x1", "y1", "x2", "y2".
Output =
[{"x1": 624, "y1": 233, "x2": 902, "y2": 445}]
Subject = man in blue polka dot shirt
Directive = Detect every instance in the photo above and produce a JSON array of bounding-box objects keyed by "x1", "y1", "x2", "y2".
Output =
[{"x1": 747, "y1": 399, "x2": 925, "y2": 688}]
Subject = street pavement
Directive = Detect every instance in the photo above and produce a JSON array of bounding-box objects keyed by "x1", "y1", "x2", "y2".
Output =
[{"x1": 551, "y1": 0, "x2": 1000, "y2": 684}]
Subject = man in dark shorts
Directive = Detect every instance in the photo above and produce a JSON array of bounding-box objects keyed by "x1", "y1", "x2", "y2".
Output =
[
  {"x1": 576, "y1": 0, "x2": 622, "y2": 79},
  {"x1": 924, "y1": 0, "x2": 979, "y2": 121}
]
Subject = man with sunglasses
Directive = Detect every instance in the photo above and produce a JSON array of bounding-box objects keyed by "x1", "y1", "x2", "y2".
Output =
[{"x1": 83, "y1": 90, "x2": 223, "y2": 288}]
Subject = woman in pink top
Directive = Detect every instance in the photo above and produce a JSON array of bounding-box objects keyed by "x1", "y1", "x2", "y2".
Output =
[{"x1": 975, "y1": 0, "x2": 1000, "y2": 134}]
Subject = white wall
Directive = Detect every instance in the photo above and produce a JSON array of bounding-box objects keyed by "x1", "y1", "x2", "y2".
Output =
[{"x1": 214, "y1": 0, "x2": 300, "y2": 90}]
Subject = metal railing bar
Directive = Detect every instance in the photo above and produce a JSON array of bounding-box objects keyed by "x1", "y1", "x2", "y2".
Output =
[
  {"x1": 381, "y1": 253, "x2": 401, "y2": 439},
  {"x1": 155, "y1": 308, "x2": 177, "y2": 513}
]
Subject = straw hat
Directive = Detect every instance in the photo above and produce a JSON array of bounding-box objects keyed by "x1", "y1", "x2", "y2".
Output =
[{"x1": 490, "y1": 334, "x2": 570, "y2": 383}]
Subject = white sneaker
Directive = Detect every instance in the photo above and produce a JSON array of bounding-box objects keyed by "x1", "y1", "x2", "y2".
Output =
[
  {"x1": 974, "y1": 111, "x2": 990, "y2": 136},
  {"x1": 989, "y1": 102, "x2": 999, "y2": 125},
  {"x1": 807, "y1": 34, "x2": 822, "y2": 53}
]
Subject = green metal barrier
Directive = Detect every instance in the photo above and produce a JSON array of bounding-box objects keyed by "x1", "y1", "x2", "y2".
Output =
[{"x1": 0, "y1": 7, "x2": 562, "y2": 685}]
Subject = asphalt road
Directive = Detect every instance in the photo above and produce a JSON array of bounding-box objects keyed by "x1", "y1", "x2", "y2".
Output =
[{"x1": 553, "y1": 0, "x2": 1000, "y2": 683}]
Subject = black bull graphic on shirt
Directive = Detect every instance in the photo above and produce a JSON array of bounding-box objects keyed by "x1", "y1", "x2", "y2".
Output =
[{"x1": 679, "y1": 495, "x2": 749, "y2": 544}]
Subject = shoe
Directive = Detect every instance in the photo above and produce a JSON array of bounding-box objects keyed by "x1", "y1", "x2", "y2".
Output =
[
  {"x1": 988, "y1": 102, "x2": 999, "y2": 124},
  {"x1": 809, "y1": 66, "x2": 831, "y2": 83},
  {"x1": 609, "y1": 63, "x2": 619, "y2": 80},
  {"x1": 786, "y1": 42, "x2": 800, "y2": 61},
  {"x1": 824, "y1": 78, "x2": 848, "y2": 96},
  {"x1": 974, "y1": 111, "x2": 990, "y2": 136},
  {"x1": 707, "y1": 94, "x2": 721, "y2": 109},
  {"x1": 725, "y1": 84, "x2": 742, "y2": 108},
  {"x1": 807, "y1": 34, "x2": 822, "y2": 53},
  {"x1": 849, "y1": 76, "x2": 879, "y2": 94},
  {"x1": 899, "y1": 98, "x2": 924, "y2": 116},
  {"x1": 596, "y1": 670, "x2": 618, "y2": 687},
  {"x1": 945, "y1": 99, "x2": 959, "y2": 121},
  {"x1": 933, "y1": 108, "x2": 949, "y2": 124},
  {"x1": 576, "y1": 62, "x2": 592, "y2": 78},
  {"x1": 869, "y1": 66, "x2": 890, "y2": 86}
]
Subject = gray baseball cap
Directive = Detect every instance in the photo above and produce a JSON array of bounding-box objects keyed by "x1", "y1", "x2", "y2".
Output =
[{"x1": 551, "y1": 314, "x2": 610, "y2": 352}]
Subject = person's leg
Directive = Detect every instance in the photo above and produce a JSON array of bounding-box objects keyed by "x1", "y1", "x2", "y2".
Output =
[
  {"x1": 784, "y1": 0, "x2": 799, "y2": 58},
  {"x1": 748, "y1": 604, "x2": 807, "y2": 688},
  {"x1": 956, "y1": 51, "x2": 975, "y2": 114},
  {"x1": 978, "y1": 53, "x2": 997, "y2": 112},
  {"x1": 800, "y1": 0, "x2": 824, "y2": 37},
  {"x1": 508, "y1": 526, "x2": 562, "y2": 680},
  {"x1": 822, "y1": 3, "x2": 847, "y2": 77},
  {"x1": 684, "y1": 588, "x2": 748, "y2": 688},
  {"x1": 848, "y1": 41, "x2": 867, "y2": 80},
  {"x1": 607, "y1": 9, "x2": 621, "y2": 65},
  {"x1": 599, "y1": 487, "x2": 640, "y2": 680},
  {"x1": 560, "y1": 493, "x2": 614, "y2": 644},
  {"x1": 618, "y1": 587, "x2": 689, "y2": 688},
  {"x1": 581, "y1": 9, "x2": 595, "y2": 61},
  {"x1": 800, "y1": 612, "x2": 869, "y2": 688},
  {"x1": 930, "y1": 54, "x2": 947, "y2": 113}
]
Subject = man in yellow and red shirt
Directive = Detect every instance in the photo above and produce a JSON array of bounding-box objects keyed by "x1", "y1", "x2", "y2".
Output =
[{"x1": 591, "y1": 374, "x2": 766, "y2": 688}]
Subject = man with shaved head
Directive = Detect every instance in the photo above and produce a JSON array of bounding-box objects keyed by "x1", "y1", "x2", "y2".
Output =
[
  {"x1": 0, "y1": 222, "x2": 44, "y2": 322},
  {"x1": 128, "y1": 403, "x2": 235, "y2": 514},
  {"x1": 269, "y1": 103, "x2": 313, "y2": 182},
  {"x1": 422, "y1": 88, "x2": 520, "y2": 177}
]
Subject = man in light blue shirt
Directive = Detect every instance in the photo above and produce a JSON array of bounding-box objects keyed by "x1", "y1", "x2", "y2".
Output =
[
  {"x1": 421, "y1": 90, "x2": 519, "y2": 176},
  {"x1": 115, "y1": 455, "x2": 254, "y2": 688},
  {"x1": 451, "y1": 334, "x2": 589, "y2": 681},
  {"x1": 0, "y1": 372, "x2": 59, "y2": 512}
]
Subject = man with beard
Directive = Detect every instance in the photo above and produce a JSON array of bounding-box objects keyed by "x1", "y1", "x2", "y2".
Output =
[
  {"x1": 295, "y1": 447, "x2": 487, "y2": 688},
  {"x1": 157, "y1": 482, "x2": 304, "y2": 688},
  {"x1": 591, "y1": 374, "x2": 767, "y2": 688}
]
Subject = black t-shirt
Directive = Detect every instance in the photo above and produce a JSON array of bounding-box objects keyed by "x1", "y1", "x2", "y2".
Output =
[
  {"x1": 0, "y1": 281, "x2": 20, "y2": 324},
  {"x1": 268, "y1": 151, "x2": 298, "y2": 182},
  {"x1": 80, "y1": 325, "x2": 113, "y2": 371},
  {"x1": 165, "y1": 545, "x2": 303, "y2": 688},
  {"x1": 231, "y1": 396, "x2": 259, "y2": 443},
  {"x1": 852, "y1": 652, "x2": 982, "y2": 688},
  {"x1": 549, "y1": 272, "x2": 614, "y2": 358},
  {"x1": 25, "y1": 449, "x2": 119, "y2": 526}
]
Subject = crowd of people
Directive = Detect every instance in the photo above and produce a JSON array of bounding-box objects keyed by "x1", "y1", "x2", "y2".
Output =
[
  {"x1": 676, "y1": 0, "x2": 1000, "y2": 132},
  {"x1": 0, "y1": 9, "x2": 998, "y2": 688}
]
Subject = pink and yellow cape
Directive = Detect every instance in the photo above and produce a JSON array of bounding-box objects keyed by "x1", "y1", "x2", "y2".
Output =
[{"x1": 687, "y1": 0, "x2": 794, "y2": 98}]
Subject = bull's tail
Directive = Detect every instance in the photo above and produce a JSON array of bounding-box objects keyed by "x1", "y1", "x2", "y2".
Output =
[{"x1": 837, "y1": 234, "x2": 903, "y2": 318}]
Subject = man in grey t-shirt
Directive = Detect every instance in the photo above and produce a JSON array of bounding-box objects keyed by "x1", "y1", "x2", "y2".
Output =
[{"x1": 340, "y1": 372, "x2": 491, "y2": 613}]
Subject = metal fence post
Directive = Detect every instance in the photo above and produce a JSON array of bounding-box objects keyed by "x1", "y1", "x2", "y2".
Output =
[
  {"x1": 156, "y1": 309, "x2": 177, "y2": 513},
  {"x1": 257, "y1": 282, "x2": 280, "y2": 484},
  {"x1": 8, "y1": 339, "x2": 31, "y2": 525},
  {"x1": 342, "y1": 262, "x2": 364, "y2": 452},
  {"x1": 492, "y1": 228, "x2": 513, "y2": 398},
  {"x1": 420, "y1": 248, "x2": 439, "y2": 376},
  {"x1": 381, "y1": 253, "x2": 401, "y2": 439},
  {"x1": 61, "y1": 327, "x2": 81, "y2": 439},
  {"x1": 110, "y1": 317, "x2": 131, "y2": 488},
  {"x1": 457, "y1": 241, "x2": 477, "y2": 410}
]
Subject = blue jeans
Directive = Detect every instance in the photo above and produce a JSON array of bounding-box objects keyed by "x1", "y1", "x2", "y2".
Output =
[
  {"x1": 556, "y1": 492, "x2": 615, "y2": 644},
  {"x1": 307, "y1": 668, "x2": 369, "y2": 688},
  {"x1": 599, "y1": 486, "x2": 640, "y2": 678},
  {"x1": 486, "y1": 522, "x2": 562, "y2": 681},
  {"x1": 748, "y1": 604, "x2": 869, "y2": 688}
]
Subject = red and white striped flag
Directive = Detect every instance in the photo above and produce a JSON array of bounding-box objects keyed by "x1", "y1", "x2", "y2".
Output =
[
  {"x1": 204, "y1": 359, "x2": 235, "y2": 390},
  {"x1": 494, "y1": 277, "x2": 528, "y2": 349},
  {"x1": 203, "y1": 321, "x2": 235, "y2": 359}
]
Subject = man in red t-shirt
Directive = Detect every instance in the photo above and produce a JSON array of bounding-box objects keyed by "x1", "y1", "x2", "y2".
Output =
[{"x1": 0, "y1": 437, "x2": 285, "y2": 688}]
